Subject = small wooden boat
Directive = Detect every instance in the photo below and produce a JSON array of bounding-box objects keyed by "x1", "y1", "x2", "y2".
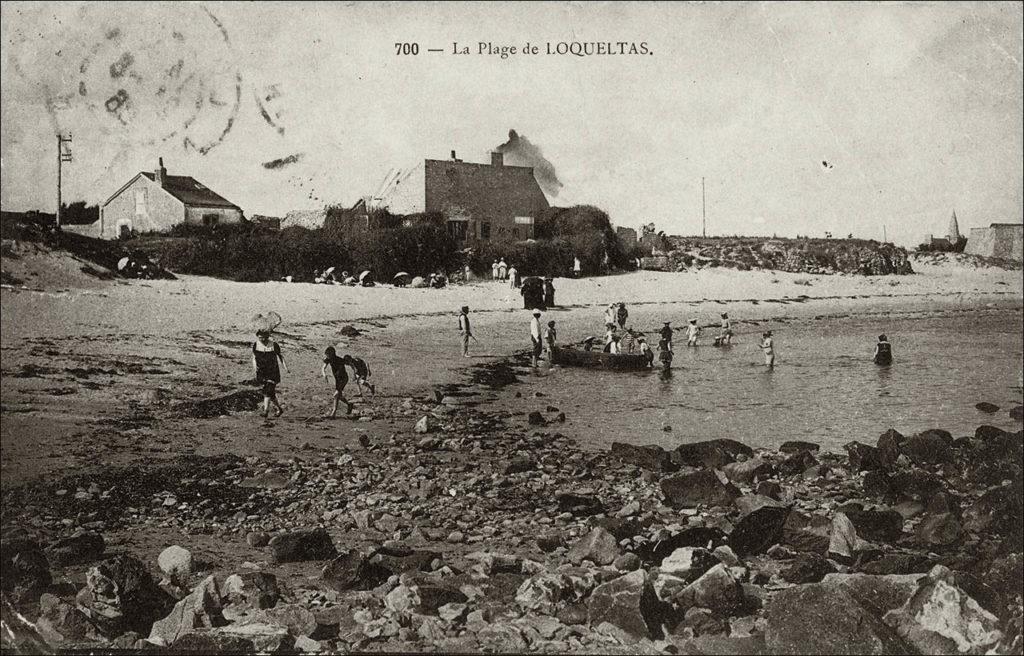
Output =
[{"x1": 551, "y1": 346, "x2": 650, "y2": 370}]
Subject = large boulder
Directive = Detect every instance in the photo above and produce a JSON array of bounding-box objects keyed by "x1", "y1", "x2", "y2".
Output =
[
  {"x1": 672, "y1": 564, "x2": 743, "y2": 614},
  {"x1": 901, "y1": 433, "x2": 954, "y2": 466},
  {"x1": 661, "y1": 470, "x2": 740, "y2": 509},
  {"x1": 915, "y1": 512, "x2": 961, "y2": 546},
  {"x1": 221, "y1": 572, "x2": 280, "y2": 614},
  {"x1": 267, "y1": 529, "x2": 337, "y2": 563},
  {"x1": 158, "y1": 545, "x2": 193, "y2": 585},
  {"x1": 844, "y1": 441, "x2": 886, "y2": 472},
  {"x1": 780, "y1": 554, "x2": 836, "y2": 584},
  {"x1": 673, "y1": 439, "x2": 753, "y2": 469},
  {"x1": 781, "y1": 511, "x2": 831, "y2": 554},
  {"x1": 877, "y1": 429, "x2": 905, "y2": 469},
  {"x1": 610, "y1": 442, "x2": 678, "y2": 472},
  {"x1": 148, "y1": 575, "x2": 227, "y2": 646},
  {"x1": 45, "y1": 531, "x2": 105, "y2": 567},
  {"x1": 75, "y1": 554, "x2": 173, "y2": 637},
  {"x1": 320, "y1": 550, "x2": 391, "y2": 592},
  {"x1": 659, "y1": 547, "x2": 719, "y2": 582},
  {"x1": 0, "y1": 532, "x2": 51, "y2": 606},
  {"x1": 722, "y1": 457, "x2": 774, "y2": 484},
  {"x1": 35, "y1": 594, "x2": 102, "y2": 647},
  {"x1": 843, "y1": 508, "x2": 903, "y2": 543},
  {"x1": 636, "y1": 527, "x2": 728, "y2": 565},
  {"x1": 515, "y1": 569, "x2": 597, "y2": 615},
  {"x1": 765, "y1": 582, "x2": 913, "y2": 654},
  {"x1": 587, "y1": 570, "x2": 664, "y2": 640},
  {"x1": 827, "y1": 513, "x2": 875, "y2": 562},
  {"x1": 883, "y1": 566, "x2": 1002, "y2": 654},
  {"x1": 567, "y1": 527, "x2": 621, "y2": 566},
  {"x1": 729, "y1": 505, "x2": 791, "y2": 557}
]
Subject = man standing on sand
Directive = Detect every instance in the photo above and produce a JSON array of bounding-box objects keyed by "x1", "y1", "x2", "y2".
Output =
[
  {"x1": 508, "y1": 263, "x2": 518, "y2": 289},
  {"x1": 761, "y1": 330, "x2": 775, "y2": 368},
  {"x1": 458, "y1": 305, "x2": 472, "y2": 358},
  {"x1": 530, "y1": 308, "x2": 543, "y2": 368},
  {"x1": 498, "y1": 258, "x2": 508, "y2": 281},
  {"x1": 660, "y1": 321, "x2": 674, "y2": 352},
  {"x1": 573, "y1": 257, "x2": 582, "y2": 277},
  {"x1": 492, "y1": 260, "x2": 499, "y2": 281}
]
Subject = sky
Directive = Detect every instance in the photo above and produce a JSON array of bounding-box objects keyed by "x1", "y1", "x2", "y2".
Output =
[{"x1": 1, "y1": 1, "x2": 1021, "y2": 246}]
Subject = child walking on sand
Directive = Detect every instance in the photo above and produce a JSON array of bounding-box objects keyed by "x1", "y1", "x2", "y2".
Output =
[
  {"x1": 322, "y1": 346, "x2": 353, "y2": 416},
  {"x1": 761, "y1": 331, "x2": 775, "y2": 369},
  {"x1": 343, "y1": 354, "x2": 376, "y2": 396},
  {"x1": 544, "y1": 320, "x2": 557, "y2": 357},
  {"x1": 252, "y1": 330, "x2": 287, "y2": 418}
]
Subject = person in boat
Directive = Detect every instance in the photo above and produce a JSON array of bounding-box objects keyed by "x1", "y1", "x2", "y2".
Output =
[
  {"x1": 660, "y1": 321, "x2": 674, "y2": 352},
  {"x1": 603, "y1": 323, "x2": 617, "y2": 352},
  {"x1": 543, "y1": 277, "x2": 556, "y2": 307},
  {"x1": 530, "y1": 309, "x2": 543, "y2": 368},
  {"x1": 582, "y1": 336, "x2": 596, "y2": 352},
  {"x1": 544, "y1": 320, "x2": 557, "y2": 358},
  {"x1": 761, "y1": 330, "x2": 775, "y2": 369},
  {"x1": 608, "y1": 334, "x2": 622, "y2": 355},
  {"x1": 686, "y1": 319, "x2": 701, "y2": 347},
  {"x1": 873, "y1": 334, "x2": 893, "y2": 366},
  {"x1": 616, "y1": 303, "x2": 629, "y2": 329},
  {"x1": 718, "y1": 312, "x2": 733, "y2": 345},
  {"x1": 638, "y1": 335, "x2": 654, "y2": 367},
  {"x1": 657, "y1": 338, "x2": 673, "y2": 370}
]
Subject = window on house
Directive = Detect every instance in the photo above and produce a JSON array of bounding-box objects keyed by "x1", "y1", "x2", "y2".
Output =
[
  {"x1": 480, "y1": 222, "x2": 491, "y2": 241},
  {"x1": 447, "y1": 220, "x2": 468, "y2": 241},
  {"x1": 134, "y1": 189, "x2": 147, "y2": 216},
  {"x1": 203, "y1": 214, "x2": 219, "y2": 227}
]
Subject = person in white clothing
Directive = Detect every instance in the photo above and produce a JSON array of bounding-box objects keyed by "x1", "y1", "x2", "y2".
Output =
[
  {"x1": 686, "y1": 319, "x2": 700, "y2": 347},
  {"x1": 529, "y1": 309, "x2": 543, "y2": 368}
]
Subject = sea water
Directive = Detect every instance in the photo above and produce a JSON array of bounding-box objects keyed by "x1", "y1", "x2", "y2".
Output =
[{"x1": 518, "y1": 308, "x2": 1024, "y2": 453}]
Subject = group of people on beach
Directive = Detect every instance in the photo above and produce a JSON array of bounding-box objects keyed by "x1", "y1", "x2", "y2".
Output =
[{"x1": 251, "y1": 329, "x2": 375, "y2": 420}]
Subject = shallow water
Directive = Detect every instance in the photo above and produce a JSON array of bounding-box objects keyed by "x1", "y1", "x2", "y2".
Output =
[{"x1": 517, "y1": 308, "x2": 1024, "y2": 453}]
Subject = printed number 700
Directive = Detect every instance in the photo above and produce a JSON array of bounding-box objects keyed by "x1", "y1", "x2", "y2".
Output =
[{"x1": 395, "y1": 43, "x2": 419, "y2": 55}]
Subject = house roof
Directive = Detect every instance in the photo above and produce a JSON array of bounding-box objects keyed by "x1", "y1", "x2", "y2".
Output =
[{"x1": 139, "y1": 172, "x2": 240, "y2": 208}]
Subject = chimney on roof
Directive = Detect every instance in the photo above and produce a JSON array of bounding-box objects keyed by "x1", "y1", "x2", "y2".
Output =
[
  {"x1": 491, "y1": 151, "x2": 503, "y2": 167},
  {"x1": 450, "y1": 150, "x2": 457, "y2": 161},
  {"x1": 155, "y1": 158, "x2": 166, "y2": 187}
]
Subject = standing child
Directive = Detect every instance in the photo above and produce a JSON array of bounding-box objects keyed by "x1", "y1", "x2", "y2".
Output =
[
  {"x1": 657, "y1": 338, "x2": 673, "y2": 370},
  {"x1": 321, "y1": 346, "x2": 353, "y2": 417},
  {"x1": 616, "y1": 302, "x2": 629, "y2": 329},
  {"x1": 530, "y1": 309, "x2": 543, "y2": 368},
  {"x1": 686, "y1": 319, "x2": 701, "y2": 347},
  {"x1": 343, "y1": 354, "x2": 376, "y2": 396},
  {"x1": 252, "y1": 330, "x2": 287, "y2": 418},
  {"x1": 719, "y1": 312, "x2": 733, "y2": 345},
  {"x1": 543, "y1": 320, "x2": 557, "y2": 358},
  {"x1": 761, "y1": 331, "x2": 775, "y2": 369}
]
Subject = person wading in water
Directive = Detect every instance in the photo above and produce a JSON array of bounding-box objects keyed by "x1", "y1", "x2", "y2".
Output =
[
  {"x1": 252, "y1": 329, "x2": 287, "y2": 418},
  {"x1": 873, "y1": 334, "x2": 893, "y2": 366}
]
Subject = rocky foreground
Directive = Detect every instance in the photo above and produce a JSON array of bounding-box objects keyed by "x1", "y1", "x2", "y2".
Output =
[{"x1": 2, "y1": 393, "x2": 1022, "y2": 654}]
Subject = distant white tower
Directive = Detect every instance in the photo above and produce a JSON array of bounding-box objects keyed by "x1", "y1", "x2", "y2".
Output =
[{"x1": 947, "y1": 210, "x2": 962, "y2": 243}]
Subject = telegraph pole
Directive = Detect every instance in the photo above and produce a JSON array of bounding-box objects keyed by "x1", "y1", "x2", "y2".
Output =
[
  {"x1": 56, "y1": 134, "x2": 73, "y2": 230},
  {"x1": 883, "y1": 224, "x2": 887, "y2": 243},
  {"x1": 701, "y1": 176, "x2": 706, "y2": 238}
]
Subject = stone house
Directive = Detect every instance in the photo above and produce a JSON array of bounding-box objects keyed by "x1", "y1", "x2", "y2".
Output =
[
  {"x1": 965, "y1": 223, "x2": 1024, "y2": 261},
  {"x1": 75, "y1": 159, "x2": 243, "y2": 239},
  {"x1": 370, "y1": 150, "x2": 549, "y2": 242}
]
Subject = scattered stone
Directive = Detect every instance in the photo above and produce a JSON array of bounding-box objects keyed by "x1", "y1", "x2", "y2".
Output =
[
  {"x1": 567, "y1": 527, "x2": 621, "y2": 566},
  {"x1": 781, "y1": 512, "x2": 831, "y2": 554},
  {"x1": 975, "y1": 402, "x2": 999, "y2": 413},
  {"x1": 516, "y1": 569, "x2": 596, "y2": 614},
  {"x1": 755, "y1": 481, "x2": 783, "y2": 500},
  {"x1": 528, "y1": 412, "x2": 546, "y2": 426},
  {"x1": 158, "y1": 545, "x2": 193, "y2": 585},
  {"x1": 267, "y1": 529, "x2": 337, "y2": 564},
  {"x1": 503, "y1": 456, "x2": 535, "y2": 475},
  {"x1": 222, "y1": 572, "x2": 280, "y2": 612},
  {"x1": 827, "y1": 513, "x2": 874, "y2": 562},
  {"x1": 246, "y1": 532, "x2": 270, "y2": 548},
  {"x1": 661, "y1": 470, "x2": 741, "y2": 509},
  {"x1": 733, "y1": 494, "x2": 785, "y2": 515},
  {"x1": 613, "y1": 553, "x2": 642, "y2": 572},
  {"x1": 320, "y1": 550, "x2": 390, "y2": 592},
  {"x1": 1, "y1": 533, "x2": 51, "y2": 605},
  {"x1": 674, "y1": 439, "x2": 753, "y2": 469},
  {"x1": 414, "y1": 416, "x2": 432, "y2": 433},
  {"x1": 862, "y1": 554, "x2": 933, "y2": 575},
  {"x1": 778, "y1": 450, "x2": 819, "y2": 477},
  {"x1": 843, "y1": 508, "x2": 903, "y2": 543},
  {"x1": 555, "y1": 491, "x2": 605, "y2": 516},
  {"x1": 148, "y1": 575, "x2": 226, "y2": 645},
  {"x1": 723, "y1": 457, "x2": 774, "y2": 484},
  {"x1": 35, "y1": 594, "x2": 101, "y2": 647},
  {"x1": 1010, "y1": 405, "x2": 1023, "y2": 421}
]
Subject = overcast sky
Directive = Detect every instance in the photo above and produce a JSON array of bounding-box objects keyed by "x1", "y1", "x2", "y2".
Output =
[{"x1": 2, "y1": 1, "x2": 1021, "y2": 245}]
